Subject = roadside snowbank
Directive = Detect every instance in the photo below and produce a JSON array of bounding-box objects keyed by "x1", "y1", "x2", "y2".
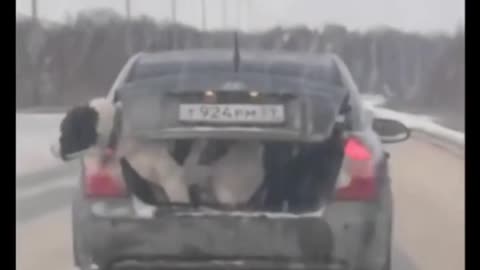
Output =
[
  {"x1": 362, "y1": 94, "x2": 465, "y2": 147},
  {"x1": 16, "y1": 113, "x2": 64, "y2": 177}
]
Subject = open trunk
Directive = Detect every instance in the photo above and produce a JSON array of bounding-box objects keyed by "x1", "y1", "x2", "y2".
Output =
[
  {"x1": 98, "y1": 66, "x2": 349, "y2": 267},
  {"x1": 116, "y1": 71, "x2": 348, "y2": 212},
  {"x1": 121, "y1": 129, "x2": 344, "y2": 214},
  {"x1": 104, "y1": 134, "x2": 345, "y2": 267}
]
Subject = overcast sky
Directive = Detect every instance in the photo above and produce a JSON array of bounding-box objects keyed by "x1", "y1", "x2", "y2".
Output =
[{"x1": 16, "y1": 0, "x2": 464, "y2": 34}]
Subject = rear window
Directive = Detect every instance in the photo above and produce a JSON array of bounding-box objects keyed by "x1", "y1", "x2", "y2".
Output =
[{"x1": 127, "y1": 51, "x2": 343, "y2": 87}]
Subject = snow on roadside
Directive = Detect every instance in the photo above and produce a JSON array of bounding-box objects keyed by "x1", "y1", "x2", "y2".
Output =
[
  {"x1": 16, "y1": 113, "x2": 64, "y2": 177},
  {"x1": 362, "y1": 94, "x2": 465, "y2": 146}
]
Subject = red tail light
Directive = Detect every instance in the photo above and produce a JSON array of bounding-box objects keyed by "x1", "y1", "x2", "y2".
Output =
[
  {"x1": 336, "y1": 137, "x2": 376, "y2": 201},
  {"x1": 84, "y1": 150, "x2": 126, "y2": 197}
]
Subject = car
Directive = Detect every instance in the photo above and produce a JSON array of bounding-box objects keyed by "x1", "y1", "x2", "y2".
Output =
[{"x1": 70, "y1": 48, "x2": 410, "y2": 270}]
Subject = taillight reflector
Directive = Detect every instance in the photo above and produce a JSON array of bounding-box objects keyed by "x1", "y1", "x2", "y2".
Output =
[
  {"x1": 344, "y1": 137, "x2": 371, "y2": 160},
  {"x1": 336, "y1": 137, "x2": 376, "y2": 201},
  {"x1": 85, "y1": 167, "x2": 126, "y2": 197}
]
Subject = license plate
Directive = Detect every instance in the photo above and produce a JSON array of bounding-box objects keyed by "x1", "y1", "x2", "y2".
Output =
[{"x1": 178, "y1": 104, "x2": 285, "y2": 124}]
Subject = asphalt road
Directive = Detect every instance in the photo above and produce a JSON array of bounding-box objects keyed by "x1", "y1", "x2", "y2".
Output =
[{"x1": 15, "y1": 136, "x2": 464, "y2": 270}]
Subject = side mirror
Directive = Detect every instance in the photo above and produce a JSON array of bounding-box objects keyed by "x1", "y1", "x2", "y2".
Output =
[{"x1": 372, "y1": 118, "x2": 410, "y2": 143}]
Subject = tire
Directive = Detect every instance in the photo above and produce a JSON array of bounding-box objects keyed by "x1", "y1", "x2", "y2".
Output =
[
  {"x1": 72, "y1": 196, "x2": 82, "y2": 266},
  {"x1": 360, "y1": 172, "x2": 393, "y2": 270},
  {"x1": 382, "y1": 182, "x2": 394, "y2": 270},
  {"x1": 384, "y1": 254, "x2": 391, "y2": 270},
  {"x1": 72, "y1": 191, "x2": 90, "y2": 268},
  {"x1": 383, "y1": 214, "x2": 392, "y2": 270},
  {"x1": 379, "y1": 156, "x2": 393, "y2": 270}
]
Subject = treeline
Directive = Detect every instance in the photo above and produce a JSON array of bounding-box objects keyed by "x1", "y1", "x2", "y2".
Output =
[{"x1": 16, "y1": 8, "x2": 464, "y2": 115}]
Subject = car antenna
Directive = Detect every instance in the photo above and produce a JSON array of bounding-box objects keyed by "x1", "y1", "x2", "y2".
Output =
[{"x1": 233, "y1": 31, "x2": 240, "y2": 72}]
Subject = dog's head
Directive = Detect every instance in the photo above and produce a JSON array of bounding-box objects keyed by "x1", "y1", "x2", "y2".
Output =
[{"x1": 58, "y1": 98, "x2": 115, "y2": 160}]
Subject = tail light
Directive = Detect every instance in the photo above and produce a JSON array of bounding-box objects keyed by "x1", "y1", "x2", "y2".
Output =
[
  {"x1": 84, "y1": 149, "x2": 126, "y2": 197},
  {"x1": 335, "y1": 137, "x2": 376, "y2": 201}
]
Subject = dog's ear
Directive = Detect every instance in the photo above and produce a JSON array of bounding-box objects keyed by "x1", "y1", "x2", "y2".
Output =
[
  {"x1": 58, "y1": 98, "x2": 116, "y2": 161},
  {"x1": 59, "y1": 105, "x2": 99, "y2": 160}
]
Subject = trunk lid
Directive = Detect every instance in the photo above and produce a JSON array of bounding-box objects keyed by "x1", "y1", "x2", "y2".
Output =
[{"x1": 117, "y1": 73, "x2": 348, "y2": 142}]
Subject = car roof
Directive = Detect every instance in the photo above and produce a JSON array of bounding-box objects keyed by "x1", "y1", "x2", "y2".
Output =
[{"x1": 128, "y1": 49, "x2": 344, "y2": 87}]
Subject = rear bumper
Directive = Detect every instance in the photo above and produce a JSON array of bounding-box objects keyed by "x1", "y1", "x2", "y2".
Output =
[
  {"x1": 75, "y1": 200, "x2": 390, "y2": 270},
  {"x1": 80, "y1": 213, "x2": 335, "y2": 269},
  {"x1": 109, "y1": 258, "x2": 347, "y2": 270}
]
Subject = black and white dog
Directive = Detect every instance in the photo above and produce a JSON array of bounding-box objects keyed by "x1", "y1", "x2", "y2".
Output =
[{"x1": 56, "y1": 98, "x2": 265, "y2": 206}]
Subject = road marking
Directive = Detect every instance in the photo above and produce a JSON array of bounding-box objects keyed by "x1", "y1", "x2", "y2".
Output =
[{"x1": 16, "y1": 177, "x2": 75, "y2": 201}]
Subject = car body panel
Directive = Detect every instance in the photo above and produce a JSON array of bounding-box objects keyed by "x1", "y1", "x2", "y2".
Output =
[
  {"x1": 73, "y1": 188, "x2": 391, "y2": 270},
  {"x1": 118, "y1": 74, "x2": 348, "y2": 142}
]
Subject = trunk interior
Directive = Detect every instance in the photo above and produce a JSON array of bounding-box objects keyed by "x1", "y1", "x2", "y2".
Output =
[{"x1": 121, "y1": 128, "x2": 344, "y2": 214}]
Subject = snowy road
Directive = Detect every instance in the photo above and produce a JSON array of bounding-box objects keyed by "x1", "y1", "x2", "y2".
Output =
[{"x1": 15, "y1": 135, "x2": 464, "y2": 270}]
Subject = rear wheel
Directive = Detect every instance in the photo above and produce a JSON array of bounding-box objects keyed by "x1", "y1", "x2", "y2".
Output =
[
  {"x1": 377, "y1": 152, "x2": 394, "y2": 270},
  {"x1": 381, "y1": 181, "x2": 393, "y2": 270},
  {"x1": 360, "y1": 173, "x2": 393, "y2": 270},
  {"x1": 72, "y1": 197, "x2": 83, "y2": 266},
  {"x1": 383, "y1": 209, "x2": 393, "y2": 270},
  {"x1": 379, "y1": 156, "x2": 393, "y2": 270},
  {"x1": 72, "y1": 191, "x2": 90, "y2": 268},
  {"x1": 384, "y1": 254, "x2": 391, "y2": 270}
]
